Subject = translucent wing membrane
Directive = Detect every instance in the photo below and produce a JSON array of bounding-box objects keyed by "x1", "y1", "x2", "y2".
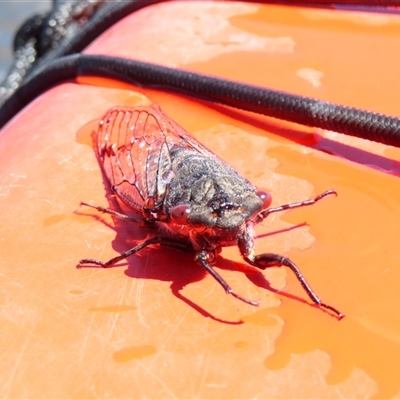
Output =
[{"x1": 96, "y1": 104, "x2": 213, "y2": 215}]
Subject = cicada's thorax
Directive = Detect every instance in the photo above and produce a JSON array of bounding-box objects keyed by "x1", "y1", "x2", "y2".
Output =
[{"x1": 160, "y1": 146, "x2": 266, "y2": 251}]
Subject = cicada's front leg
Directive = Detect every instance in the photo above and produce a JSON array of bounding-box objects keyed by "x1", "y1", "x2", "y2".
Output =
[{"x1": 238, "y1": 225, "x2": 344, "y2": 319}]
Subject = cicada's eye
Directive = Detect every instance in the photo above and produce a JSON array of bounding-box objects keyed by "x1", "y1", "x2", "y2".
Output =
[
  {"x1": 170, "y1": 204, "x2": 191, "y2": 224},
  {"x1": 256, "y1": 190, "x2": 272, "y2": 209}
]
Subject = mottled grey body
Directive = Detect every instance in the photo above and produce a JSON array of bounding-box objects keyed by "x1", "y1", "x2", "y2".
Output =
[{"x1": 166, "y1": 146, "x2": 262, "y2": 235}]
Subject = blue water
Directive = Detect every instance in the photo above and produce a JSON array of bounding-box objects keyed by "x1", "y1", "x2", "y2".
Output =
[{"x1": 0, "y1": 1, "x2": 51, "y2": 83}]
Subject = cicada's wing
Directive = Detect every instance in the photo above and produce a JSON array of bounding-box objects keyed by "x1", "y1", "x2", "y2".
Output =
[
  {"x1": 96, "y1": 104, "x2": 216, "y2": 217},
  {"x1": 154, "y1": 104, "x2": 218, "y2": 159}
]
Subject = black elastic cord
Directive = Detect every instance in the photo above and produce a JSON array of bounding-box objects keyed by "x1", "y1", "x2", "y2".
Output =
[
  {"x1": 0, "y1": 54, "x2": 80, "y2": 130},
  {"x1": 1, "y1": 53, "x2": 400, "y2": 148}
]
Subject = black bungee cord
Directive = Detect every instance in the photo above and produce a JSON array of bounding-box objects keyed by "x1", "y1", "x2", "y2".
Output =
[{"x1": 1, "y1": 0, "x2": 400, "y2": 148}]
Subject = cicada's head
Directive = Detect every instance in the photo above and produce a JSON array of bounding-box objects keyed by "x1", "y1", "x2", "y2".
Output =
[{"x1": 167, "y1": 179, "x2": 272, "y2": 247}]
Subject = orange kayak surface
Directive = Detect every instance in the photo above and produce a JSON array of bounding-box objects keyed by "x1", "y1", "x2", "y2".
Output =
[{"x1": 1, "y1": 2, "x2": 400, "y2": 398}]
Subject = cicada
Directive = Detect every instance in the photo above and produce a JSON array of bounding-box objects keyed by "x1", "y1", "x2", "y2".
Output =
[{"x1": 78, "y1": 104, "x2": 343, "y2": 319}]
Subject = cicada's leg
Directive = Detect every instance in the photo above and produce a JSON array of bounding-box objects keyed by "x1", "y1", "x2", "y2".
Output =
[
  {"x1": 245, "y1": 252, "x2": 344, "y2": 319},
  {"x1": 80, "y1": 201, "x2": 141, "y2": 223},
  {"x1": 238, "y1": 226, "x2": 343, "y2": 319},
  {"x1": 254, "y1": 189, "x2": 336, "y2": 224},
  {"x1": 78, "y1": 236, "x2": 163, "y2": 268},
  {"x1": 78, "y1": 236, "x2": 194, "y2": 269},
  {"x1": 195, "y1": 250, "x2": 260, "y2": 306}
]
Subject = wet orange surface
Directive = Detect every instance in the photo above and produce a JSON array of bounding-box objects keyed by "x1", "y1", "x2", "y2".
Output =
[{"x1": 1, "y1": 2, "x2": 400, "y2": 398}]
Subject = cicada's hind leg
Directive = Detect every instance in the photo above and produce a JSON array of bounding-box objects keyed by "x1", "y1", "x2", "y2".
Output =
[
  {"x1": 78, "y1": 235, "x2": 194, "y2": 269},
  {"x1": 78, "y1": 201, "x2": 151, "y2": 268},
  {"x1": 78, "y1": 199, "x2": 195, "y2": 268},
  {"x1": 78, "y1": 236, "x2": 163, "y2": 268},
  {"x1": 238, "y1": 225, "x2": 344, "y2": 319},
  {"x1": 195, "y1": 250, "x2": 260, "y2": 306}
]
